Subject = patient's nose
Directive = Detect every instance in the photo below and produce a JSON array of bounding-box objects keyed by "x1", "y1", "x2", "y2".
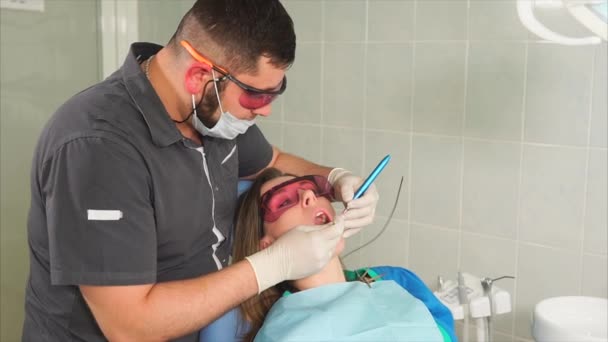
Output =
[{"x1": 300, "y1": 189, "x2": 317, "y2": 207}]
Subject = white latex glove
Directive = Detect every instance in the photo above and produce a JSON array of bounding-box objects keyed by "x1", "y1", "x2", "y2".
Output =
[
  {"x1": 328, "y1": 168, "x2": 379, "y2": 238},
  {"x1": 245, "y1": 215, "x2": 345, "y2": 293}
]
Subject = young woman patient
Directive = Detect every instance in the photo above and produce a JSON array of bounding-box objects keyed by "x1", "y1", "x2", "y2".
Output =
[{"x1": 232, "y1": 168, "x2": 456, "y2": 342}]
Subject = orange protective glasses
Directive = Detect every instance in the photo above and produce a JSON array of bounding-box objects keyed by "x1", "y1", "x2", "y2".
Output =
[{"x1": 180, "y1": 40, "x2": 287, "y2": 110}]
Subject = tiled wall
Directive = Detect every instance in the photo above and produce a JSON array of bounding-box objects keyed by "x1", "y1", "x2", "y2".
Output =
[{"x1": 256, "y1": 1, "x2": 608, "y2": 341}]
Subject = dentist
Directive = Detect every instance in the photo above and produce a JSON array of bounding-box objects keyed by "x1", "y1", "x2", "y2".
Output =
[{"x1": 22, "y1": 1, "x2": 378, "y2": 341}]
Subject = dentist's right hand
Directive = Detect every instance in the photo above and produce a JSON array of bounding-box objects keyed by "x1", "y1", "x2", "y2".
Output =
[{"x1": 245, "y1": 215, "x2": 345, "y2": 293}]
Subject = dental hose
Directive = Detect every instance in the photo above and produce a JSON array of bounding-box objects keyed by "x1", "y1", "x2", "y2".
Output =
[{"x1": 342, "y1": 176, "x2": 404, "y2": 259}]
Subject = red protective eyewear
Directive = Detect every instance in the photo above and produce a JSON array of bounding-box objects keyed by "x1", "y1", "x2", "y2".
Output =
[
  {"x1": 260, "y1": 175, "x2": 335, "y2": 223},
  {"x1": 180, "y1": 40, "x2": 287, "y2": 110}
]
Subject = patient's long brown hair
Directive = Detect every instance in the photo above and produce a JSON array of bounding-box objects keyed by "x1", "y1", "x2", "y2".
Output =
[{"x1": 232, "y1": 167, "x2": 288, "y2": 341}]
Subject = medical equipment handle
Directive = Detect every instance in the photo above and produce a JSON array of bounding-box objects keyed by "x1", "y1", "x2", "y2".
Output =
[{"x1": 353, "y1": 154, "x2": 391, "y2": 200}]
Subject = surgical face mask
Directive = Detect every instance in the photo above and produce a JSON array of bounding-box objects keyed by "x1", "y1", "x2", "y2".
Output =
[{"x1": 192, "y1": 70, "x2": 255, "y2": 140}]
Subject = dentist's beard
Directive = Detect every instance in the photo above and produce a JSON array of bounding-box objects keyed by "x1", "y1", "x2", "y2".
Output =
[
  {"x1": 194, "y1": 86, "x2": 221, "y2": 127},
  {"x1": 190, "y1": 79, "x2": 255, "y2": 140}
]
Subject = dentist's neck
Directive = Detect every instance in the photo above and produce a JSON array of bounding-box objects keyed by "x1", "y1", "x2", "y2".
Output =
[{"x1": 292, "y1": 257, "x2": 345, "y2": 291}]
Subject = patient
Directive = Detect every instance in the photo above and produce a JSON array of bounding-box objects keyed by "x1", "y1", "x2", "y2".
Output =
[{"x1": 232, "y1": 168, "x2": 456, "y2": 342}]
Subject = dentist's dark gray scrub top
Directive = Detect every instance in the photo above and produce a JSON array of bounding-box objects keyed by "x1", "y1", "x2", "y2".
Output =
[{"x1": 22, "y1": 43, "x2": 273, "y2": 342}]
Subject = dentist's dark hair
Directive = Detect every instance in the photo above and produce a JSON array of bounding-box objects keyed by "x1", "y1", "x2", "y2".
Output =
[{"x1": 168, "y1": 0, "x2": 296, "y2": 74}]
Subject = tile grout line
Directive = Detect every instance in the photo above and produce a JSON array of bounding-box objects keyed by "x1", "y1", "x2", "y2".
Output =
[
  {"x1": 278, "y1": 0, "x2": 287, "y2": 147},
  {"x1": 319, "y1": 0, "x2": 326, "y2": 165},
  {"x1": 298, "y1": 39, "x2": 562, "y2": 44},
  {"x1": 361, "y1": 0, "x2": 369, "y2": 177},
  {"x1": 511, "y1": 39, "x2": 530, "y2": 340},
  {"x1": 577, "y1": 44, "x2": 597, "y2": 295},
  {"x1": 410, "y1": 220, "x2": 607, "y2": 256},
  {"x1": 273, "y1": 121, "x2": 608, "y2": 152},
  {"x1": 406, "y1": 0, "x2": 418, "y2": 269},
  {"x1": 457, "y1": 0, "x2": 471, "y2": 276},
  {"x1": 357, "y1": 0, "x2": 370, "y2": 266}
]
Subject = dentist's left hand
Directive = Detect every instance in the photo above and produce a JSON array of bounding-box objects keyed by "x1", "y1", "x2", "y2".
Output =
[{"x1": 328, "y1": 168, "x2": 379, "y2": 238}]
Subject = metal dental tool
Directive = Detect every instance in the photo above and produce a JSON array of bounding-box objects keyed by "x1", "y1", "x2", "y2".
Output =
[
  {"x1": 480, "y1": 275, "x2": 515, "y2": 342},
  {"x1": 341, "y1": 154, "x2": 391, "y2": 216}
]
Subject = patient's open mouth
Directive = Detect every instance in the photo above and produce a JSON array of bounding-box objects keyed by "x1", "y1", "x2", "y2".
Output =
[{"x1": 314, "y1": 209, "x2": 332, "y2": 225}]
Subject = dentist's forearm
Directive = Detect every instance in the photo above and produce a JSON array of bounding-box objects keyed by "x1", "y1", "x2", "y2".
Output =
[
  {"x1": 271, "y1": 147, "x2": 333, "y2": 177},
  {"x1": 80, "y1": 260, "x2": 258, "y2": 341}
]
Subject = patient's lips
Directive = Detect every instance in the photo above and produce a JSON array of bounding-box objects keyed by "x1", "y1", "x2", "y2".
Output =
[{"x1": 313, "y1": 208, "x2": 333, "y2": 225}]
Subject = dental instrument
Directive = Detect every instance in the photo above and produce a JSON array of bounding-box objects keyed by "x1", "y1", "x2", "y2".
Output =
[
  {"x1": 341, "y1": 154, "x2": 391, "y2": 220},
  {"x1": 353, "y1": 154, "x2": 391, "y2": 200},
  {"x1": 479, "y1": 276, "x2": 515, "y2": 342},
  {"x1": 341, "y1": 154, "x2": 398, "y2": 256}
]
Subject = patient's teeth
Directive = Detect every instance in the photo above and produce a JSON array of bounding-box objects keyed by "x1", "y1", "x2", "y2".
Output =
[{"x1": 315, "y1": 211, "x2": 329, "y2": 224}]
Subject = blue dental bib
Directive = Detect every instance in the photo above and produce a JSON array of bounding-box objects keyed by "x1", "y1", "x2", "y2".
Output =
[{"x1": 255, "y1": 280, "x2": 444, "y2": 342}]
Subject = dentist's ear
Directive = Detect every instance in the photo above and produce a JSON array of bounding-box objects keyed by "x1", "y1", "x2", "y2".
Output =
[
  {"x1": 184, "y1": 62, "x2": 212, "y2": 94},
  {"x1": 259, "y1": 236, "x2": 274, "y2": 250}
]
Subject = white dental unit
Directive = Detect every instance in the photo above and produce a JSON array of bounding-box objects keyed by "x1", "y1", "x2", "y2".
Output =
[{"x1": 434, "y1": 272, "x2": 514, "y2": 342}]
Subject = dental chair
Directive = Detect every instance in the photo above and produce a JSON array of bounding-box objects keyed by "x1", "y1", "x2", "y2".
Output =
[{"x1": 199, "y1": 307, "x2": 244, "y2": 342}]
